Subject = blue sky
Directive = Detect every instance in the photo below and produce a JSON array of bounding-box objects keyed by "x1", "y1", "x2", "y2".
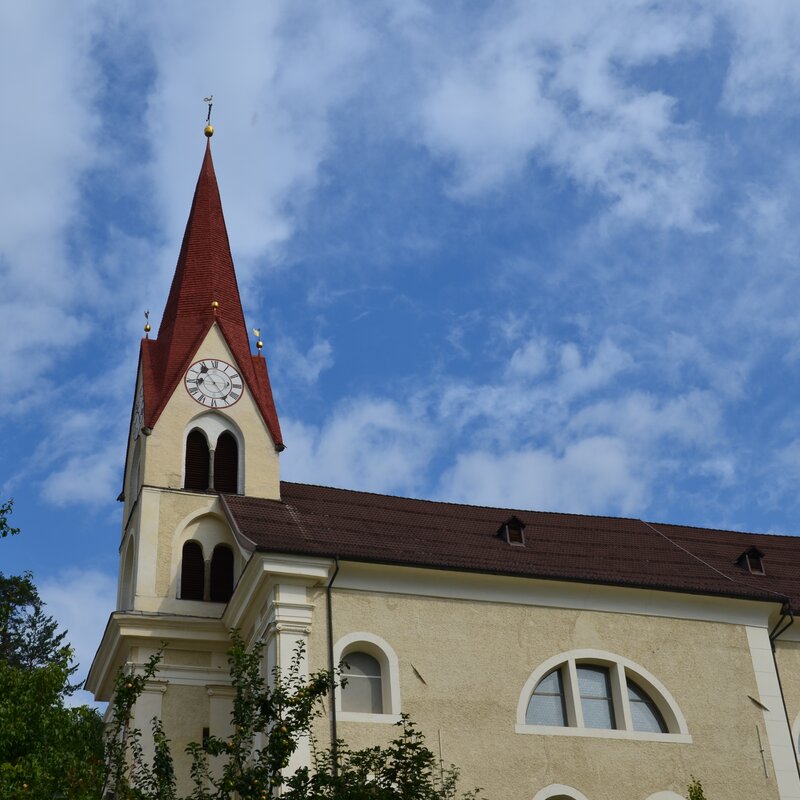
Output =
[{"x1": 3, "y1": 1, "x2": 800, "y2": 701}]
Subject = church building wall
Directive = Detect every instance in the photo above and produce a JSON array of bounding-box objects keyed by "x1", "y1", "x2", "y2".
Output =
[{"x1": 305, "y1": 577, "x2": 785, "y2": 800}]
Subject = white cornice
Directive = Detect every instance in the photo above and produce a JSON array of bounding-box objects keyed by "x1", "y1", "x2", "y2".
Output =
[
  {"x1": 224, "y1": 552, "x2": 332, "y2": 637},
  {"x1": 86, "y1": 611, "x2": 230, "y2": 700},
  {"x1": 331, "y1": 560, "x2": 776, "y2": 627}
]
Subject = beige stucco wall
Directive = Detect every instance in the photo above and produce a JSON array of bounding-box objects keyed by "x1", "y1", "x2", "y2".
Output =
[{"x1": 305, "y1": 585, "x2": 780, "y2": 800}]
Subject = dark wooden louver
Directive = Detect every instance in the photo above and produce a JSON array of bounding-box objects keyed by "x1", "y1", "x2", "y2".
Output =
[
  {"x1": 209, "y1": 544, "x2": 234, "y2": 603},
  {"x1": 180, "y1": 541, "x2": 205, "y2": 600},
  {"x1": 184, "y1": 430, "x2": 210, "y2": 491},
  {"x1": 214, "y1": 432, "x2": 238, "y2": 493}
]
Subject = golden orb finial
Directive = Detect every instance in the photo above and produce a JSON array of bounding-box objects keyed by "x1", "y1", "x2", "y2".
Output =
[
  {"x1": 144, "y1": 310, "x2": 151, "y2": 338},
  {"x1": 204, "y1": 124, "x2": 214, "y2": 138},
  {"x1": 253, "y1": 327, "x2": 264, "y2": 354},
  {"x1": 211, "y1": 300, "x2": 220, "y2": 309}
]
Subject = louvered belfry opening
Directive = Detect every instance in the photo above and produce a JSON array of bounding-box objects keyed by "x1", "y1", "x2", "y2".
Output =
[
  {"x1": 180, "y1": 541, "x2": 205, "y2": 600},
  {"x1": 214, "y1": 432, "x2": 238, "y2": 493},
  {"x1": 209, "y1": 544, "x2": 234, "y2": 603},
  {"x1": 184, "y1": 430, "x2": 210, "y2": 491}
]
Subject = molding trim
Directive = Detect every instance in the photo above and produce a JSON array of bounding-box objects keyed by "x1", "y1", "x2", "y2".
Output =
[
  {"x1": 745, "y1": 625, "x2": 800, "y2": 798},
  {"x1": 533, "y1": 784, "x2": 590, "y2": 800},
  {"x1": 332, "y1": 561, "x2": 776, "y2": 628},
  {"x1": 516, "y1": 648, "x2": 690, "y2": 742},
  {"x1": 515, "y1": 724, "x2": 692, "y2": 744},
  {"x1": 333, "y1": 631, "x2": 402, "y2": 719},
  {"x1": 86, "y1": 611, "x2": 230, "y2": 700}
]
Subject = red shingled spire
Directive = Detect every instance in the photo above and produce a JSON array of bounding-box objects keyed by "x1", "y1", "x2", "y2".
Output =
[{"x1": 140, "y1": 141, "x2": 283, "y2": 449}]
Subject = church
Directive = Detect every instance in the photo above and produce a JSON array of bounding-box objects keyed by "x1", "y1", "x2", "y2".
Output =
[{"x1": 87, "y1": 126, "x2": 800, "y2": 800}]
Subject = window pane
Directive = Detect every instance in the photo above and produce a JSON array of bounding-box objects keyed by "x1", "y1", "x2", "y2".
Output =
[
  {"x1": 342, "y1": 652, "x2": 383, "y2": 713},
  {"x1": 526, "y1": 668, "x2": 567, "y2": 726},
  {"x1": 342, "y1": 675, "x2": 382, "y2": 713},
  {"x1": 627, "y1": 680, "x2": 668, "y2": 733},
  {"x1": 577, "y1": 666, "x2": 615, "y2": 729},
  {"x1": 344, "y1": 652, "x2": 381, "y2": 678}
]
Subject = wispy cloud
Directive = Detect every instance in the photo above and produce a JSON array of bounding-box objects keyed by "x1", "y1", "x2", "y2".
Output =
[{"x1": 39, "y1": 568, "x2": 116, "y2": 707}]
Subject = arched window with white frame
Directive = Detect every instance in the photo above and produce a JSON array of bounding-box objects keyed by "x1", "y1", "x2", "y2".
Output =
[
  {"x1": 532, "y1": 785, "x2": 590, "y2": 800},
  {"x1": 517, "y1": 650, "x2": 690, "y2": 742},
  {"x1": 333, "y1": 632, "x2": 401, "y2": 723}
]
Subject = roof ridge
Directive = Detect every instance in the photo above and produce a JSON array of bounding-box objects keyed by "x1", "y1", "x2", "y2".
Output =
[{"x1": 279, "y1": 481, "x2": 641, "y2": 522}]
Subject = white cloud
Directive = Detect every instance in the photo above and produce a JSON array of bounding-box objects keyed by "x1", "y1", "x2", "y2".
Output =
[
  {"x1": 721, "y1": 1, "x2": 800, "y2": 115},
  {"x1": 438, "y1": 436, "x2": 645, "y2": 514},
  {"x1": 132, "y1": 1, "x2": 373, "y2": 297},
  {"x1": 0, "y1": 2, "x2": 104, "y2": 396},
  {"x1": 568, "y1": 390, "x2": 721, "y2": 448},
  {"x1": 42, "y1": 444, "x2": 121, "y2": 508},
  {"x1": 273, "y1": 336, "x2": 334, "y2": 386},
  {"x1": 507, "y1": 338, "x2": 549, "y2": 379},
  {"x1": 39, "y1": 568, "x2": 117, "y2": 707},
  {"x1": 415, "y1": 0, "x2": 713, "y2": 228},
  {"x1": 281, "y1": 398, "x2": 435, "y2": 495}
]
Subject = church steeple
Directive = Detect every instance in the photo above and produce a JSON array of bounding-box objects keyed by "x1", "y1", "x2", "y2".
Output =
[{"x1": 140, "y1": 139, "x2": 283, "y2": 449}]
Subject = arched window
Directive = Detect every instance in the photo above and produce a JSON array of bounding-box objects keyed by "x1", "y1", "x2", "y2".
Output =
[
  {"x1": 341, "y1": 652, "x2": 383, "y2": 713},
  {"x1": 184, "y1": 430, "x2": 210, "y2": 491},
  {"x1": 527, "y1": 668, "x2": 567, "y2": 726},
  {"x1": 213, "y1": 431, "x2": 238, "y2": 493},
  {"x1": 180, "y1": 541, "x2": 205, "y2": 600},
  {"x1": 517, "y1": 650, "x2": 690, "y2": 741},
  {"x1": 532, "y1": 787, "x2": 590, "y2": 800},
  {"x1": 577, "y1": 665, "x2": 615, "y2": 729},
  {"x1": 209, "y1": 544, "x2": 234, "y2": 603},
  {"x1": 628, "y1": 678, "x2": 667, "y2": 733},
  {"x1": 333, "y1": 632, "x2": 401, "y2": 722}
]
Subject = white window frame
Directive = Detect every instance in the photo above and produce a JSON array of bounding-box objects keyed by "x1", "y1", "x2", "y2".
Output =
[
  {"x1": 333, "y1": 632, "x2": 401, "y2": 724},
  {"x1": 533, "y1": 785, "x2": 590, "y2": 800},
  {"x1": 516, "y1": 649, "x2": 691, "y2": 743}
]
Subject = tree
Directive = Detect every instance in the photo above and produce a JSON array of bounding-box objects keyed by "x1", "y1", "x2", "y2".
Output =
[
  {"x1": 0, "y1": 501, "x2": 105, "y2": 800},
  {"x1": 687, "y1": 777, "x2": 707, "y2": 800},
  {"x1": 285, "y1": 717, "x2": 480, "y2": 800},
  {"x1": 107, "y1": 630, "x2": 481, "y2": 799}
]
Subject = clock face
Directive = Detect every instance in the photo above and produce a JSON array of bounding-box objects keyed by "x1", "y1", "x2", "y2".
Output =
[
  {"x1": 132, "y1": 386, "x2": 144, "y2": 440},
  {"x1": 185, "y1": 359, "x2": 243, "y2": 408}
]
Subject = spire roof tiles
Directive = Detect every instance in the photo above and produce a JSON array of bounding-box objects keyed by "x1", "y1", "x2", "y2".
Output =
[{"x1": 141, "y1": 141, "x2": 283, "y2": 448}]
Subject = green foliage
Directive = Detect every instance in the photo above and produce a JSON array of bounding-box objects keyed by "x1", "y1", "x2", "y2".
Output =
[
  {"x1": 0, "y1": 499, "x2": 20, "y2": 539},
  {"x1": 0, "y1": 500, "x2": 105, "y2": 800},
  {"x1": 0, "y1": 570, "x2": 71, "y2": 673},
  {"x1": 286, "y1": 715, "x2": 481, "y2": 800},
  {"x1": 103, "y1": 647, "x2": 170, "y2": 800},
  {"x1": 687, "y1": 776, "x2": 707, "y2": 800},
  {"x1": 109, "y1": 630, "x2": 481, "y2": 799}
]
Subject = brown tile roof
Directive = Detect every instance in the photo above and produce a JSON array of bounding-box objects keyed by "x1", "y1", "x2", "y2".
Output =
[
  {"x1": 222, "y1": 482, "x2": 799, "y2": 608},
  {"x1": 141, "y1": 141, "x2": 282, "y2": 448}
]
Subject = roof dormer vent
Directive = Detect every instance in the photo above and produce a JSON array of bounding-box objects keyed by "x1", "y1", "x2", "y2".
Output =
[
  {"x1": 498, "y1": 515, "x2": 526, "y2": 547},
  {"x1": 737, "y1": 546, "x2": 766, "y2": 576}
]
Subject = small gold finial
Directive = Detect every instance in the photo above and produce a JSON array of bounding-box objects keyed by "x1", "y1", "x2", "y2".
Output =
[
  {"x1": 204, "y1": 95, "x2": 214, "y2": 137},
  {"x1": 144, "y1": 310, "x2": 151, "y2": 338},
  {"x1": 211, "y1": 300, "x2": 220, "y2": 310},
  {"x1": 253, "y1": 327, "x2": 263, "y2": 354}
]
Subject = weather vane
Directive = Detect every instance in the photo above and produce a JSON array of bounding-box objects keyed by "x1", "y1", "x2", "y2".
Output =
[
  {"x1": 253, "y1": 327, "x2": 263, "y2": 354},
  {"x1": 144, "y1": 310, "x2": 151, "y2": 338},
  {"x1": 204, "y1": 95, "x2": 214, "y2": 137}
]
